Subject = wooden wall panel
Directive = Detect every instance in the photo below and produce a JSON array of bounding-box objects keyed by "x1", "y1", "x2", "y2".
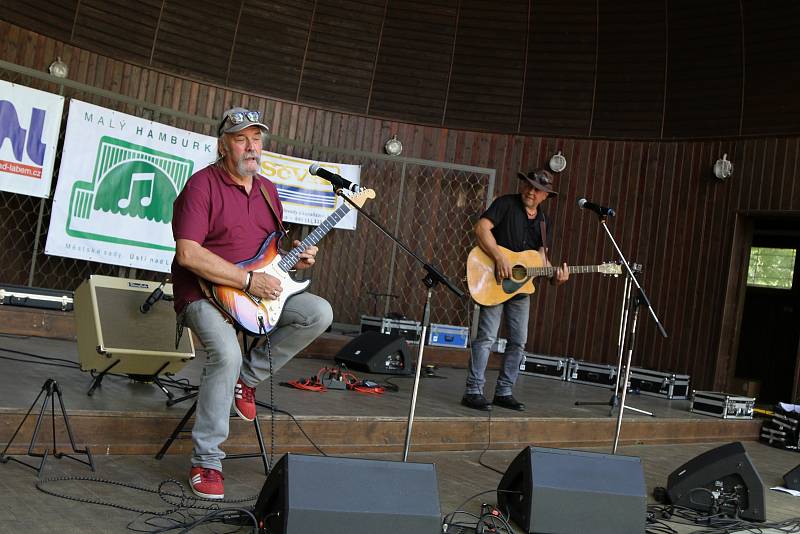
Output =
[
  {"x1": 368, "y1": 0, "x2": 457, "y2": 124},
  {"x1": 230, "y1": 0, "x2": 315, "y2": 100},
  {"x1": 591, "y1": 0, "x2": 666, "y2": 138},
  {"x1": 443, "y1": 0, "x2": 528, "y2": 132},
  {"x1": 663, "y1": 0, "x2": 742, "y2": 138},
  {"x1": 1, "y1": 21, "x2": 800, "y2": 391},
  {"x1": 3, "y1": 2, "x2": 800, "y2": 138},
  {"x1": 520, "y1": 0, "x2": 596, "y2": 136},
  {"x1": 741, "y1": 0, "x2": 800, "y2": 136},
  {"x1": 296, "y1": 0, "x2": 385, "y2": 112},
  {"x1": 71, "y1": 0, "x2": 162, "y2": 65},
  {"x1": 151, "y1": 0, "x2": 238, "y2": 84}
]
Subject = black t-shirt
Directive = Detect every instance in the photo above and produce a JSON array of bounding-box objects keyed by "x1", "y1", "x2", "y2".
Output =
[{"x1": 481, "y1": 193, "x2": 551, "y2": 252}]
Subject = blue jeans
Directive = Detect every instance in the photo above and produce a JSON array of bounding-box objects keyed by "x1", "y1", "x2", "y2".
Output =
[
  {"x1": 465, "y1": 297, "x2": 530, "y2": 397},
  {"x1": 180, "y1": 293, "x2": 333, "y2": 470}
]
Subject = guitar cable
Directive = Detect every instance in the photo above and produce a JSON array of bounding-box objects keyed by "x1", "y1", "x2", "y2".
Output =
[{"x1": 258, "y1": 316, "x2": 275, "y2": 473}]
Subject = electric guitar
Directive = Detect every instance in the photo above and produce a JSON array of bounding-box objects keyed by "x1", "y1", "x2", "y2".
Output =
[
  {"x1": 201, "y1": 188, "x2": 375, "y2": 336},
  {"x1": 466, "y1": 245, "x2": 622, "y2": 306}
]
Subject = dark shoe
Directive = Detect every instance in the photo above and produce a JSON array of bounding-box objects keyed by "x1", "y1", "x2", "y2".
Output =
[
  {"x1": 461, "y1": 393, "x2": 492, "y2": 411},
  {"x1": 493, "y1": 395, "x2": 526, "y2": 411}
]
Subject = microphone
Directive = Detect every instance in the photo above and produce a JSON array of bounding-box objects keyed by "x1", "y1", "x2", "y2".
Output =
[
  {"x1": 577, "y1": 197, "x2": 616, "y2": 218},
  {"x1": 309, "y1": 163, "x2": 362, "y2": 192},
  {"x1": 140, "y1": 281, "x2": 165, "y2": 314}
]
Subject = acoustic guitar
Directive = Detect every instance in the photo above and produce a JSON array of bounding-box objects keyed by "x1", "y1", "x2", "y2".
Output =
[
  {"x1": 466, "y1": 245, "x2": 622, "y2": 306},
  {"x1": 200, "y1": 188, "x2": 375, "y2": 336}
]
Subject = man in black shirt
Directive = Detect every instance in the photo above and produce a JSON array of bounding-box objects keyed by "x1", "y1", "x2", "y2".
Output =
[{"x1": 462, "y1": 169, "x2": 569, "y2": 411}]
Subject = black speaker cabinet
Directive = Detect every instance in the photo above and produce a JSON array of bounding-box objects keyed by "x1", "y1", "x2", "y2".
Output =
[
  {"x1": 75, "y1": 275, "x2": 194, "y2": 377},
  {"x1": 497, "y1": 446, "x2": 646, "y2": 534},
  {"x1": 253, "y1": 454, "x2": 441, "y2": 533},
  {"x1": 667, "y1": 442, "x2": 765, "y2": 521},
  {"x1": 783, "y1": 464, "x2": 800, "y2": 490},
  {"x1": 334, "y1": 331, "x2": 411, "y2": 374}
]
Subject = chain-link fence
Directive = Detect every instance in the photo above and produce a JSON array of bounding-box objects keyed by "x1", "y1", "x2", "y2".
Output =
[{"x1": 0, "y1": 60, "x2": 494, "y2": 328}]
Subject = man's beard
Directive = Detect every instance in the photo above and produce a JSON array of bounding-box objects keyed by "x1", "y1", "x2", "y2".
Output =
[{"x1": 236, "y1": 151, "x2": 261, "y2": 177}]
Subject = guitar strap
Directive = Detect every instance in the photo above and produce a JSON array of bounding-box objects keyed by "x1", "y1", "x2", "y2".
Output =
[
  {"x1": 539, "y1": 218, "x2": 549, "y2": 264},
  {"x1": 259, "y1": 181, "x2": 288, "y2": 235}
]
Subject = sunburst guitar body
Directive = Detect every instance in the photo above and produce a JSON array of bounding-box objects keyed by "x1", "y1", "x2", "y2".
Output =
[{"x1": 201, "y1": 188, "x2": 375, "y2": 336}]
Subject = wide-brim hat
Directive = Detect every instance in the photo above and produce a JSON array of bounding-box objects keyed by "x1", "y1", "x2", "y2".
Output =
[
  {"x1": 217, "y1": 107, "x2": 270, "y2": 136},
  {"x1": 517, "y1": 169, "x2": 558, "y2": 198}
]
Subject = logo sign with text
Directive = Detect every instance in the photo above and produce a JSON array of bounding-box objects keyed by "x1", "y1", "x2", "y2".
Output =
[
  {"x1": 261, "y1": 151, "x2": 360, "y2": 230},
  {"x1": 46, "y1": 100, "x2": 216, "y2": 273},
  {"x1": 0, "y1": 80, "x2": 64, "y2": 198}
]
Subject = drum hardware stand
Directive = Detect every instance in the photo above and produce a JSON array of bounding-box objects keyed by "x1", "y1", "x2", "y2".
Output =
[
  {"x1": 573, "y1": 212, "x2": 668, "y2": 454},
  {"x1": 0, "y1": 379, "x2": 95, "y2": 475},
  {"x1": 335, "y1": 188, "x2": 465, "y2": 461}
]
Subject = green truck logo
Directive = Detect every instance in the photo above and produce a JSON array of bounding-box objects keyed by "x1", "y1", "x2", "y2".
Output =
[{"x1": 66, "y1": 137, "x2": 193, "y2": 250}]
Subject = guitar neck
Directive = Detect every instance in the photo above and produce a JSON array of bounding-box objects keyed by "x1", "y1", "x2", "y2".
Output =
[
  {"x1": 277, "y1": 202, "x2": 351, "y2": 272},
  {"x1": 527, "y1": 265, "x2": 604, "y2": 277}
]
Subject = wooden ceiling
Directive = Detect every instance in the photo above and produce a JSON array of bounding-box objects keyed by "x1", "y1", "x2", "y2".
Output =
[{"x1": 2, "y1": 0, "x2": 799, "y2": 138}]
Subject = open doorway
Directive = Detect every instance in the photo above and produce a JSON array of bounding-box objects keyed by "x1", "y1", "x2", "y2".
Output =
[{"x1": 733, "y1": 216, "x2": 800, "y2": 405}]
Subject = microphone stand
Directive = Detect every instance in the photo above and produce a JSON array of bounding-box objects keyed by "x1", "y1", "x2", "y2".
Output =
[
  {"x1": 574, "y1": 213, "x2": 668, "y2": 454},
  {"x1": 334, "y1": 188, "x2": 465, "y2": 461}
]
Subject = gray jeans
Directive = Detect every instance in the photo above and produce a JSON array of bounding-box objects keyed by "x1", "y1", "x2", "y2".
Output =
[
  {"x1": 180, "y1": 292, "x2": 333, "y2": 470},
  {"x1": 465, "y1": 296, "x2": 530, "y2": 397}
]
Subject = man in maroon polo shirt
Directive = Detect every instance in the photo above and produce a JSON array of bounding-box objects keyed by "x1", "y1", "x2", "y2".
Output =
[{"x1": 171, "y1": 108, "x2": 333, "y2": 500}]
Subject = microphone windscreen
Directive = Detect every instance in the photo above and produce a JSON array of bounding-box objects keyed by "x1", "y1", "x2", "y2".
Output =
[
  {"x1": 309, "y1": 163, "x2": 320, "y2": 175},
  {"x1": 577, "y1": 197, "x2": 588, "y2": 208}
]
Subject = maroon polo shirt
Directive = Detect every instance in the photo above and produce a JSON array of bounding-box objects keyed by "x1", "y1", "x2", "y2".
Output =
[{"x1": 171, "y1": 163, "x2": 282, "y2": 314}]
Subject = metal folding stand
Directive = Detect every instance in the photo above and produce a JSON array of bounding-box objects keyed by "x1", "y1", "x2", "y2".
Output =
[
  {"x1": 0, "y1": 379, "x2": 95, "y2": 475},
  {"x1": 154, "y1": 333, "x2": 271, "y2": 475},
  {"x1": 575, "y1": 268, "x2": 652, "y2": 418},
  {"x1": 334, "y1": 188, "x2": 465, "y2": 461},
  {"x1": 573, "y1": 211, "x2": 668, "y2": 454}
]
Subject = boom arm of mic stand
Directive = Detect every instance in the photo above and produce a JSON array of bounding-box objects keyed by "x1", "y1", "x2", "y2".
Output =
[
  {"x1": 335, "y1": 189, "x2": 465, "y2": 298},
  {"x1": 598, "y1": 216, "x2": 668, "y2": 338}
]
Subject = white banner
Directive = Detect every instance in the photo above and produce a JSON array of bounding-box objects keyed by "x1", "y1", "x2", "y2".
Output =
[
  {"x1": 261, "y1": 151, "x2": 361, "y2": 230},
  {"x1": 45, "y1": 100, "x2": 217, "y2": 273},
  {"x1": 0, "y1": 80, "x2": 64, "y2": 198},
  {"x1": 45, "y1": 101, "x2": 362, "y2": 273}
]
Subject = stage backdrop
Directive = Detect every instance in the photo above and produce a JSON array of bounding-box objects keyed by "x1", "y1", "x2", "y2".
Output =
[
  {"x1": 46, "y1": 100, "x2": 359, "y2": 272},
  {"x1": 0, "y1": 80, "x2": 64, "y2": 198}
]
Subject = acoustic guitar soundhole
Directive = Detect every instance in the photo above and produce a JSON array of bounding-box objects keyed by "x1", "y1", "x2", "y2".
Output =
[{"x1": 511, "y1": 265, "x2": 528, "y2": 281}]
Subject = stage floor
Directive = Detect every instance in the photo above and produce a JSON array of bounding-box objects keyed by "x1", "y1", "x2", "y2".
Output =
[
  {"x1": 1, "y1": 334, "x2": 798, "y2": 532},
  {"x1": 0, "y1": 333, "x2": 761, "y2": 456}
]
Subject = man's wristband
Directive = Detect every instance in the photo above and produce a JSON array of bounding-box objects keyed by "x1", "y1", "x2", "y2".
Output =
[{"x1": 243, "y1": 271, "x2": 253, "y2": 292}]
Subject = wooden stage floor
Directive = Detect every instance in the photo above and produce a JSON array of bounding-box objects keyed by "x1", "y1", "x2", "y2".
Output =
[
  {"x1": 1, "y1": 334, "x2": 799, "y2": 532},
  {"x1": 0, "y1": 333, "x2": 762, "y2": 456}
]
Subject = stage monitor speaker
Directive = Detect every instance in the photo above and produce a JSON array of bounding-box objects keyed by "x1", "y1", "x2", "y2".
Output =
[
  {"x1": 75, "y1": 275, "x2": 194, "y2": 377},
  {"x1": 333, "y1": 331, "x2": 411, "y2": 374},
  {"x1": 253, "y1": 453, "x2": 441, "y2": 533},
  {"x1": 497, "y1": 446, "x2": 646, "y2": 534},
  {"x1": 783, "y1": 464, "x2": 800, "y2": 490},
  {"x1": 666, "y1": 441, "x2": 765, "y2": 521}
]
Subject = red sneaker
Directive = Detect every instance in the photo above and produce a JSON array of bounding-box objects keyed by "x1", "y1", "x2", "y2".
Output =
[
  {"x1": 189, "y1": 467, "x2": 224, "y2": 499},
  {"x1": 234, "y1": 378, "x2": 256, "y2": 421}
]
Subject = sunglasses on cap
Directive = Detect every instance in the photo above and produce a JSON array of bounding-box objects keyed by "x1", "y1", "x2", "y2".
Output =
[{"x1": 217, "y1": 110, "x2": 262, "y2": 135}]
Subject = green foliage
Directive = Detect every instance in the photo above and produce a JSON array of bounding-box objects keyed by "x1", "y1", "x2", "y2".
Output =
[{"x1": 747, "y1": 247, "x2": 795, "y2": 289}]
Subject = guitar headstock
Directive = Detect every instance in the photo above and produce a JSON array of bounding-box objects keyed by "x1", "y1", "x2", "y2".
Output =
[
  {"x1": 343, "y1": 188, "x2": 376, "y2": 208},
  {"x1": 599, "y1": 262, "x2": 623, "y2": 276}
]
